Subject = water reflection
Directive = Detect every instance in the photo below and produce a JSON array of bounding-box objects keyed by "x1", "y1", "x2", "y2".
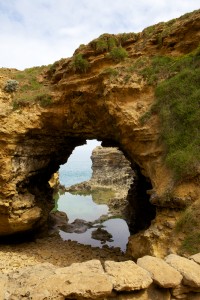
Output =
[
  {"x1": 58, "y1": 192, "x2": 109, "y2": 222},
  {"x1": 55, "y1": 191, "x2": 130, "y2": 252}
]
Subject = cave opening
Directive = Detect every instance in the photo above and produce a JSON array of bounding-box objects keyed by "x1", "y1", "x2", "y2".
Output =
[{"x1": 49, "y1": 139, "x2": 156, "y2": 252}]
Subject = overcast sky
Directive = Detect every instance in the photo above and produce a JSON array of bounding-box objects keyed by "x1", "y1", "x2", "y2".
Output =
[{"x1": 0, "y1": 0, "x2": 199, "y2": 70}]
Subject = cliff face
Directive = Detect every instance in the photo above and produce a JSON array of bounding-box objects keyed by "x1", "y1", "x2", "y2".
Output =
[
  {"x1": 90, "y1": 146, "x2": 135, "y2": 190},
  {"x1": 0, "y1": 10, "x2": 199, "y2": 257}
]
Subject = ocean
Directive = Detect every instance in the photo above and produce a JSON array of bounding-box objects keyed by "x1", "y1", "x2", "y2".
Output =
[
  {"x1": 57, "y1": 140, "x2": 130, "y2": 251},
  {"x1": 59, "y1": 140, "x2": 101, "y2": 187}
]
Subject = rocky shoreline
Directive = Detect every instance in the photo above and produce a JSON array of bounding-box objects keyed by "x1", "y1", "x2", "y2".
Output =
[{"x1": 1, "y1": 243, "x2": 199, "y2": 299}]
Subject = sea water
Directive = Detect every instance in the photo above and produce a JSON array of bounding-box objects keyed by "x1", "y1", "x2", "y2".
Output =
[{"x1": 58, "y1": 140, "x2": 130, "y2": 251}]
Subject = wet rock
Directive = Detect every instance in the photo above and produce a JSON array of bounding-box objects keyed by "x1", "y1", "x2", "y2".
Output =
[
  {"x1": 137, "y1": 255, "x2": 182, "y2": 288},
  {"x1": 92, "y1": 227, "x2": 113, "y2": 243},
  {"x1": 49, "y1": 211, "x2": 69, "y2": 229},
  {"x1": 104, "y1": 260, "x2": 152, "y2": 291},
  {"x1": 165, "y1": 254, "x2": 200, "y2": 288},
  {"x1": 63, "y1": 219, "x2": 92, "y2": 234}
]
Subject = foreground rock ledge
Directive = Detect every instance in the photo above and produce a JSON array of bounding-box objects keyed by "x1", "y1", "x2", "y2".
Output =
[{"x1": 4, "y1": 255, "x2": 200, "y2": 299}]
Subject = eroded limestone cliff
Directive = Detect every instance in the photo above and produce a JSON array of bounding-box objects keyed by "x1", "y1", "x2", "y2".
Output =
[{"x1": 0, "y1": 10, "x2": 199, "y2": 257}]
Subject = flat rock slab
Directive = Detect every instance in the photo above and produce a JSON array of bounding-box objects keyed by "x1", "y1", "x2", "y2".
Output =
[
  {"x1": 190, "y1": 253, "x2": 200, "y2": 265},
  {"x1": 165, "y1": 254, "x2": 200, "y2": 288},
  {"x1": 54, "y1": 260, "x2": 113, "y2": 299},
  {"x1": 7, "y1": 260, "x2": 113, "y2": 299},
  {"x1": 137, "y1": 255, "x2": 182, "y2": 288},
  {"x1": 104, "y1": 260, "x2": 152, "y2": 291}
]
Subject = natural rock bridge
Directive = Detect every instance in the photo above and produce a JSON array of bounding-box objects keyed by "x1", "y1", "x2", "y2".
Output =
[{"x1": 0, "y1": 10, "x2": 199, "y2": 258}]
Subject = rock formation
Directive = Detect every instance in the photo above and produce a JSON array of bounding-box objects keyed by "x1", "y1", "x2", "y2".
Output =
[
  {"x1": 67, "y1": 145, "x2": 136, "y2": 219},
  {"x1": 90, "y1": 146, "x2": 135, "y2": 189},
  {"x1": 0, "y1": 10, "x2": 199, "y2": 258},
  {"x1": 3, "y1": 254, "x2": 200, "y2": 299}
]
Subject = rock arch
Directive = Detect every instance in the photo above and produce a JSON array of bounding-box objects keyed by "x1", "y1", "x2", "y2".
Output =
[{"x1": 0, "y1": 10, "x2": 199, "y2": 257}]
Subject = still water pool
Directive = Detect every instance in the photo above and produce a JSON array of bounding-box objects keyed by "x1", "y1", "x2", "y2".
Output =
[
  {"x1": 56, "y1": 191, "x2": 130, "y2": 252},
  {"x1": 57, "y1": 140, "x2": 130, "y2": 252}
]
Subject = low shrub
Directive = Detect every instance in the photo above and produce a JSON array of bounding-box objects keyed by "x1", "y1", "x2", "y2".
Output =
[
  {"x1": 109, "y1": 46, "x2": 128, "y2": 62},
  {"x1": 176, "y1": 199, "x2": 200, "y2": 254},
  {"x1": 4, "y1": 79, "x2": 19, "y2": 93},
  {"x1": 155, "y1": 67, "x2": 200, "y2": 179},
  {"x1": 71, "y1": 54, "x2": 89, "y2": 73}
]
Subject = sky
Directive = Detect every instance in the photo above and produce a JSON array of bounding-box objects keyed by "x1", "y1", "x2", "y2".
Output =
[{"x1": 0, "y1": 0, "x2": 199, "y2": 70}]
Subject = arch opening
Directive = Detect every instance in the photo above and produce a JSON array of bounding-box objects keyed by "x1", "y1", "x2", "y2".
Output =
[{"x1": 48, "y1": 139, "x2": 156, "y2": 252}]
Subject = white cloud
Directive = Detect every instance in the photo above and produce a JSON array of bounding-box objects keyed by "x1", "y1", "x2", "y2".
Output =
[{"x1": 0, "y1": 0, "x2": 199, "y2": 70}]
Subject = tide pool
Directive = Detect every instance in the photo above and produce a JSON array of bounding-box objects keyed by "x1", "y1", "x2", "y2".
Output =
[{"x1": 57, "y1": 140, "x2": 130, "y2": 251}]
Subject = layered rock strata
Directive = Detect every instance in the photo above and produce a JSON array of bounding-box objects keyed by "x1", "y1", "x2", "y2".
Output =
[
  {"x1": 90, "y1": 146, "x2": 135, "y2": 190},
  {"x1": 0, "y1": 10, "x2": 199, "y2": 257}
]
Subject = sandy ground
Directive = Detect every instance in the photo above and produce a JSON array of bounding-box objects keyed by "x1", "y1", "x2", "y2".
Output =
[{"x1": 0, "y1": 234, "x2": 130, "y2": 275}]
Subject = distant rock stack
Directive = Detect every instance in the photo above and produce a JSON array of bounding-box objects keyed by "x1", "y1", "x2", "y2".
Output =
[{"x1": 90, "y1": 146, "x2": 135, "y2": 191}]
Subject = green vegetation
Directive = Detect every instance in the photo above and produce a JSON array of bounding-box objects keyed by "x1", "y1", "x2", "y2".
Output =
[
  {"x1": 4, "y1": 79, "x2": 19, "y2": 93},
  {"x1": 154, "y1": 60, "x2": 200, "y2": 179},
  {"x1": 138, "y1": 48, "x2": 200, "y2": 180},
  {"x1": 109, "y1": 46, "x2": 128, "y2": 62},
  {"x1": 176, "y1": 200, "x2": 200, "y2": 254},
  {"x1": 102, "y1": 67, "x2": 119, "y2": 77},
  {"x1": 71, "y1": 54, "x2": 90, "y2": 73},
  {"x1": 11, "y1": 66, "x2": 52, "y2": 108}
]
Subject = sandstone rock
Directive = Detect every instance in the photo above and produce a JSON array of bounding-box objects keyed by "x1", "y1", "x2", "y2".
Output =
[
  {"x1": 190, "y1": 253, "x2": 200, "y2": 265},
  {"x1": 110, "y1": 284, "x2": 171, "y2": 300},
  {"x1": 137, "y1": 255, "x2": 182, "y2": 288},
  {"x1": 0, "y1": 274, "x2": 8, "y2": 300},
  {"x1": 165, "y1": 254, "x2": 200, "y2": 288},
  {"x1": 90, "y1": 146, "x2": 135, "y2": 190},
  {"x1": 104, "y1": 260, "x2": 152, "y2": 291},
  {"x1": 7, "y1": 260, "x2": 113, "y2": 299},
  {"x1": 53, "y1": 260, "x2": 113, "y2": 299},
  {"x1": 0, "y1": 11, "x2": 199, "y2": 263},
  {"x1": 171, "y1": 283, "x2": 200, "y2": 299}
]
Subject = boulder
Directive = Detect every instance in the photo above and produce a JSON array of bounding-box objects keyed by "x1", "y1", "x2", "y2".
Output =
[
  {"x1": 137, "y1": 255, "x2": 182, "y2": 288},
  {"x1": 54, "y1": 260, "x2": 113, "y2": 299},
  {"x1": 165, "y1": 254, "x2": 200, "y2": 288},
  {"x1": 104, "y1": 260, "x2": 152, "y2": 291},
  {"x1": 190, "y1": 253, "x2": 200, "y2": 265},
  {"x1": 7, "y1": 260, "x2": 113, "y2": 299},
  {"x1": 113, "y1": 284, "x2": 171, "y2": 300}
]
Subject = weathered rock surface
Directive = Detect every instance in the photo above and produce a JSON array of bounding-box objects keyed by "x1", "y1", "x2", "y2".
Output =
[
  {"x1": 7, "y1": 260, "x2": 113, "y2": 299},
  {"x1": 114, "y1": 284, "x2": 171, "y2": 300},
  {"x1": 165, "y1": 254, "x2": 200, "y2": 288},
  {"x1": 104, "y1": 260, "x2": 152, "y2": 291},
  {"x1": 90, "y1": 146, "x2": 135, "y2": 190},
  {"x1": 0, "y1": 10, "x2": 199, "y2": 259},
  {"x1": 137, "y1": 255, "x2": 182, "y2": 288},
  {"x1": 1, "y1": 254, "x2": 200, "y2": 299},
  {"x1": 170, "y1": 283, "x2": 200, "y2": 300},
  {"x1": 190, "y1": 253, "x2": 200, "y2": 265}
]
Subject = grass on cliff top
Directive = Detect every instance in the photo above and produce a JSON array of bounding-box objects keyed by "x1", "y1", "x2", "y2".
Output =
[
  {"x1": 12, "y1": 66, "x2": 52, "y2": 108},
  {"x1": 140, "y1": 47, "x2": 200, "y2": 181},
  {"x1": 176, "y1": 199, "x2": 200, "y2": 254}
]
